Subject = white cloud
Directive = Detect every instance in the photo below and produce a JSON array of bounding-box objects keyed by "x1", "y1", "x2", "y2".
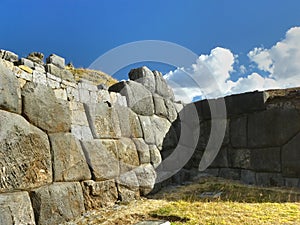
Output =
[{"x1": 165, "y1": 27, "x2": 300, "y2": 103}]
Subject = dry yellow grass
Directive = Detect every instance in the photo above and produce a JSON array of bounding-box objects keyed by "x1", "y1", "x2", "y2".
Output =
[{"x1": 66, "y1": 177, "x2": 300, "y2": 225}]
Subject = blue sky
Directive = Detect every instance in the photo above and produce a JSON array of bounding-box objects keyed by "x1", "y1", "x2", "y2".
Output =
[{"x1": 1, "y1": 0, "x2": 300, "y2": 102}]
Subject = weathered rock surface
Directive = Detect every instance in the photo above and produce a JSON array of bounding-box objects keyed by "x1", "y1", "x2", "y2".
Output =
[
  {"x1": 116, "y1": 170, "x2": 140, "y2": 202},
  {"x1": 22, "y1": 82, "x2": 71, "y2": 133},
  {"x1": 46, "y1": 54, "x2": 65, "y2": 69},
  {"x1": 30, "y1": 182, "x2": 85, "y2": 225},
  {"x1": 0, "y1": 49, "x2": 18, "y2": 62},
  {"x1": 282, "y1": 132, "x2": 300, "y2": 177},
  {"x1": 129, "y1": 66, "x2": 156, "y2": 93},
  {"x1": 0, "y1": 110, "x2": 52, "y2": 192},
  {"x1": 49, "y1": 133, "x2": 91, "y2": 181},
  {"x1": 134, "y1": 164, "x2": 156, "y2": 196},
  {"x1": 0, "y1": 59, "x2": 21, "y2": 114},
  {"x1": 0, "y1": 192, "x2": 35, "y2": 225},
  {"x1": 133, "y1": 138, "x2": 151, "y2": 164},
  {"x1": 81, "y1": 179, "x2": 118, "y2": 209},
  {"x1": 153, "y1": 70, "x2": 175, "y2": 101},
  {"x1": 82, "y1": 140, "x2": 120, "y2": 181},
  {"x1": 45, "y1": 63, "x2": 75, "y2": 82},
  {"x1": 109, "y1": 81, "x2": 155, "y2": 116},
  {"x1": 151, "y1": 116, "x2": 172, "y2": 150},
  {"x1": 85, "y1": 102, "x2": 121, "y2": 138}
]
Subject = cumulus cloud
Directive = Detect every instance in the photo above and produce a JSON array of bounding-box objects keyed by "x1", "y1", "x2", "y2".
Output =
[{"x1": 165, "y1": 27, "x2": 300, "y2": 103}]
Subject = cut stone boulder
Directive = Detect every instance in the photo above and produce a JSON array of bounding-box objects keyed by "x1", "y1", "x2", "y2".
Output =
[
  {"x1": 134, "y1": 164, "x2": 157, "y2": 196},
  {"x1": 0, "y1": 192, "x2": 35, "y2": 225},
  {"x1": 0, "y1": 49, "x2": 18, "y2": 62},
  {"x1": 109, "y1": 81, "x2": 155, "y2": 116},
  {"x1": 153, "y1": 70, "x2": 175, "y2": 101},
  {"x1": 116, "y1": 170, "x2": 140, "y2": 202},
  {"x1": 46, "y1": 54, "x2": 65, "y2": 69},
  {"x1": 0, "y1": 59, "x2": 21, "y2": 114},
  {"x1": 49, "y1": 133, "x2": 91, "y2": 182},
  {"x1": 30, "y1": 182, "x2": 85, "y2": 225},
  {"x1": 129, "y1": 66, "x2": 156, "y2": 93},
  {"x1": 81, "y1": 179, "x2": 118, "y2": 209},
  {"x1": 22, "y1": 82, "x2": 71, "y2": 133},
  {"x1": 0, "y1": 110, "x2": 52, "y2": 192}
]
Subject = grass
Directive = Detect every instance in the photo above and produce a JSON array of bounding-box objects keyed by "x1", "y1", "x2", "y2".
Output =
[{"x1": 66, "y1": 177, "x2": 300, "y2": 225}]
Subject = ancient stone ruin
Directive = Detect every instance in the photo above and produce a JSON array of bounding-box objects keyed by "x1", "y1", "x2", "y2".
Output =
[{"x1": 0, "y1": 49, "x2": 299, "y2": 225}]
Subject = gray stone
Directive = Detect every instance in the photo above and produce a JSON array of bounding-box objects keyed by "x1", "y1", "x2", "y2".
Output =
[
  {"x1": 85, "y1": 102, "x2": 121, "y2": 138},
  {"x1": 81, "y1": 179, "x2": 118, "y2": 209},
  {"x1": 282, "y1": 132, "x2": 300, "y2": 177},
  {"x1": 0, "y1": 110, "x2": 52, "y2": 192},
  {"x1": 285, "y1": 178, "x2": 299, "y2": 187},
  {"x1": 209, "y1": 147, "x2": 228, "y2": 168},
  {"x1": 0, "y1": 192, "x2": 35, "y2": 225},
  {"x1": 82, "y1": 140, "x2": 119, "y2": 181},
  {"x1": 22, "y1": 83, "x2": 71, "y2": 133},
  {"x1": 18, "y1": 58, "x2": 35, "y2": 68},
  {"x1": 46, "y1": 54, "x2": 65, "y2": 68},
  {"x1": 33, "y1": 70, "x2": 48, "y2": 86},
  {"x1": 174, "y1": 102, "x2": 184, "y2": 113},
  {"x1": 49, "y1": 133, "x2": 91, "y2": 182},
  {"x1": 0, "y1": 49, "x2": 18, "y2": 62},
  {"x1": 219, "y1": 168, "x2": 241, "y2": 180},
  {"x1": 153, "y1": 94, "x2": 168, "y2": 117},
  {"x1": 151, "y1": 116, "x2": 172, "y2": 150},
  {"x1": 109, "y1": 81, "x2": 155, "y2": 116},
  {"x1": 116, "y1": 138, "x2": 140, "y2": 174},
  {"x1": 241, "y1": 170, "x2": 256, "y2": 185},
  {"x1": 139, "y1": 116, "x2": 156, "y2": 144},
  {"x1": 250, "y1": 147, "x2": 281, "y2": 172},
  {"x1": 133, "y1": 138, "x2": 151, "y2": 164},
  {"x1": 230, "y1": 115, "x2": 247, "y2": 148},
  {"x1": 30, "y1": 182, "x2": 85, "y2": 225},
  {"x1": 116, "y1": 105, "x2": 143, "y2": 138},
  {"x1": 134, "y1": 164, "x2": 156, "y2": 195},
  {"x1": 248, "y1": 108, "x2": 300, "y2": 148},
  {"x1": 116, "y1": 170, "x2": 140, "y2": 202},
  {"x1": 153, "y1": 70, "x2": 175, "y2": 100},
  {"x1": 45, "y1": 63, "x2": 75, "y2": 82},
  {"x1": 228, "y1": 148, "x2": 251, "y2": 169},
  {"x1": 256, "y1": 173, "x2": 284, "y2": 186},
  {"x1": 164, "y1": 99, "x2": 178, "y2": 122},
  {"x1": 0, "y1": 59, "x2": 21, "y2": 114},
  {"x1": 129, "y1": 66, "x2": 156, "y2": 93},
  {"x1": 149, "y1": 145, "x2": 162, "y2": 168}
]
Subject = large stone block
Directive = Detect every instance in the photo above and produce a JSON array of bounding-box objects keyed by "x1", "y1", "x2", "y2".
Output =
[
  {"x1": 150, "y1": 115, "x2": 172, "y2": 150},
  {"x1": 82, "y1": 140, "x2": 119, "y2": 181},
  {"x1": 153, "y1": 94, "x2": 168, "y2": 118},
  {"x1": 139, "y1": 115, "x2": 155, "y2": 144},
  {"x1": 209, "y1": 147, "x2": 228, "y2": 168},
  {"x1": 129, "y1": 66, "x2": 156, "y2": 93},
  {"x1": 153, "y1": 70, "x2": 175, "y2": 101},
  {"x1": 45, "y1": 63, "x2": 75, "y2": 82},
  {"x1": 81, "y1": 179, "x2": 118, "y2": 209},
  {"x1": 134, "y1": 164, "x2": 157, "y2": 196},
  {"x1": 0, "y1": 59, "x2": 21, "y2": 114},
  {"x1": 116, "y1": 170, "x2": 140, "y2": 202},
  {"x1": 116, "y1": 105, "x2": 143, "y2": 138},
  {"x1": 116, "y1": 138, "x2": 140, "y2": 174},
  {"x1": 256, "y1": 172, "x2": 284, "y2": 186},
  {"x1": 250, "y1": 147, "x2": 281, "y2": 172},
  {"x1": 109, "y1": 81, "x2": 155, "y2": 116},
  {"x1": 22, "y1": 83, "x2": 71, "y2": 133},
  {"x1": 30, "y1": 182, "x2": 85, "y2": 225},
  {"x1": 0, "y1": 192, "x2": 35, "y2": 225},
  {"x1": 46, "y1": 54, "x2": 65, "y2": 68},
  {"x1": 164, "y1": 99, "x2": 178, "y2": 122},
  {"x1": 49, "y1": 133, "x2": 91, "y2": 182},
  {"x1": 248, "y1": 108, "x2": 300, "y2": 148},
  {"x1": 0, "y1": 110, "x2": 52, "y2": 192},
  {"x1": 230, "y1": 115, "x2": 247, "y2": 148},
  {"x1": 0, "y1": 49, "x2": 18, "y2": 62},
  {"x1": 228, "y1": 148, "x2": 251, "y2": 169},
  {"x1": 282, "y1": 132, "x2": 300, "y2": 177},
  {"x1": 149, "y1": 145, "x2": 162, "y2": 168},
  {"x1": 133, "y1": 138, "x2": 151, "y2": 164},
  {"x1": 85, "y1": 102, "x2": 121, "y2": 138}
]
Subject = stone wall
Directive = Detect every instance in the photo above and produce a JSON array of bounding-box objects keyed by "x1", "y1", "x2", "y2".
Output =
[
  {"x1": 0, "y1": 50, "x2": 183, "y2": 225},
  {"x1": 174, "y1": 88, "x2": 300, "y2": 188}
]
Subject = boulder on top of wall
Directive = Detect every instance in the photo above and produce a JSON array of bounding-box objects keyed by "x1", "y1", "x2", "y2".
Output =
[
  {"x1": 153, "y1": 70, "x2": 175, "y2": 101},
  {"x1": 49, "y1": 133, "x2": 91, "y2": 182},
  {"x1": 30, "y1": 182, "x2": 85, "y2": 225},
  {"x1": 0, "y1": 59, "x2": 21, "y2": 114},
  {"x1": 109, "y1": 81, "x2": 155, "y2": 116},
  {"x1": 129, "y1": 66, "x2": 156, "y2": 93},
  {"x1": 0, "y1": 192, "x2": 35, "y2": 225},
  {"x1": 27, "y1": 52, "x2": 44, "y2": 64},
  {"x1": 22, "y1": 83, "x2": 71, "y2": 133},
  {"x1": 0, "y1": 49, "x2": 18, "y2": 62},
  {"x1": 45, "y1": 63, "x2": 75, "y2": 82},
  {"x1": 46, "y1": 54, "x2": 65, "y2": 69},
  {"x1": 0, "y1": 110, "x2": 52, "y2": 192}
]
